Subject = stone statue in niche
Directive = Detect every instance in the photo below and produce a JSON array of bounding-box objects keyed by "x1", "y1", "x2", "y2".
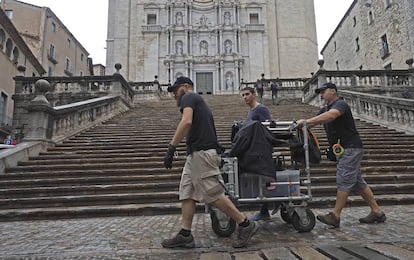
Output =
[
  {"x1": 200, "y1": 41, "x2": 208, "y2": 56},
  {"x1": 224, "y1": 40, "x2": 232, "y2": 54},
  {"x1": 224, "y1": 12, "x2": 231, "y2": 25},
  {"x1": 176, "y1": 12, "x2": 183, "y2": 26},
  {"x1": 175, "y1": 41, "x2": 183, "y2": 55},
  {"x1": 225, "y1": 73, "x2": 234, "y2": 90},
  {"x1": 200, "y1": 15, "x2": 208, "y2": 26}
]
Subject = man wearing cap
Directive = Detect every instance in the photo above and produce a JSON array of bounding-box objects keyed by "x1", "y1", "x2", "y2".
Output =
[
  {"x1": 162, "y1": 76, "x2": 258, "y2": 248},
  {"x1": 297, "y1": 82, "x2": 386, "y2": 228}
]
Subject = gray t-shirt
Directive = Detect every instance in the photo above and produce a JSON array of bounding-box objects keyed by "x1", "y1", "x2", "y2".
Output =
[{"x1": 246, "y1": 104, "x2": 271, "y2": 122}]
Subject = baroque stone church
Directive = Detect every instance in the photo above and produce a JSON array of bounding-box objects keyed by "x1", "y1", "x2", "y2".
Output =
[{"x1": 106, "y1": 0, "x2": 319, "y2": 94}]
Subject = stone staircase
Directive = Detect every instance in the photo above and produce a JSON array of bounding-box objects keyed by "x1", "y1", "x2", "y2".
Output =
[{"x1": 1, "y1": 95, "x2": 414, "y2": 221}]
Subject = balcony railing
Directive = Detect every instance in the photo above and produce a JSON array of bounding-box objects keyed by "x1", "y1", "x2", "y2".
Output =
[
  {"x1": 245, "y1": 24, "x2": 265, "y2": 32},
  {"x1": 141, "y1": 25, "x2": 162, "y2": 32}
]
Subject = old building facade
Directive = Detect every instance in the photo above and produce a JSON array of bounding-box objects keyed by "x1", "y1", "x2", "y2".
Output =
[
  {"x1": 0, "y1": 8, "x2": 45, "y2": 127},
  {"x1": 106, "y1": 0, "x2": 318, "y2": 94},
  {"x1": 1, "y1": 0, "x2": 90, "y2": 77},
  {"x1": 321, "y1": 0, "x2": 414, "y2": 70}
]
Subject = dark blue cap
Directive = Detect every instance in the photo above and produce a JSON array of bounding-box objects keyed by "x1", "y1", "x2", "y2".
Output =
[
  {"x1": 315, "y1": 82, "x2": 337, "y2": 94},
  {"x1": 168, "y1": 76, "x2": 194, "y2": 92}
]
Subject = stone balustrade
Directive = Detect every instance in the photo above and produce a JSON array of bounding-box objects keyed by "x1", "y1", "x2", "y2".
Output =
[
  {"x1": 302, "y1": 61, "x2": 414, "y2": 134},
  {"x1": 340, "y1": 90, "x2": 414, "y2": 134},
  {"x1": 20, "y1": 80, "x2": 130, "y2": 143},
  {"x1": 12, "y1": 69, "x2": 141, "y2": 143},
  {"x1": 14, "y1": 73, "x2": 134, "y2": 106},
  {"x1": 50, "y1": 96, "x2": 129, "y2": 143}
]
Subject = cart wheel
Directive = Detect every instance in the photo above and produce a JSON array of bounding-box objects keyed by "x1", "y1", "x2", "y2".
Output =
[
  {"x1": 280, "y1": 205, "x2": 292, "y2": 224},
  {"x1": 210, "y1": 207, "x2": 236, "y2": 237},
  {"x1": 291, "y1": 208, "x2": 316, "y2": 233}
]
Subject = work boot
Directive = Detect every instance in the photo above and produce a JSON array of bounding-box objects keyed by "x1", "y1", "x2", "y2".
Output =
[
  {"x1": 317, "y1": 212, "x2": 340, "y2": 228},
  {"x1": 161, "y1": 233, "x2": 195, "y2": 248},
  {"x1": 359, "y1": 211, "x2": 386, "y2": 224},
  {"x1": 233, "y1": 221, "x2": 259, "y2": 248}
]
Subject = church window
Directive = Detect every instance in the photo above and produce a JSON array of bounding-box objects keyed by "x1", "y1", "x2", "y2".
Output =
[
  {"x1": 380, "y1": 34, "x2": 389, "y2": 58},
  {"x1": 368, "y1": 11, "x2": 374, "y2": 24},
  {"x1": 249, "y1": 13, "x2": 259, "y2": 24},
  {"x1": 5, "y1": 38, "x2": 12, "y2": 58},
  {"x1": 12, "y1": 47, "x2": 19, "y2": 64},
  {"x1": 0, "y1": 29, "x2": 5, "y2": 49},
  {"x1": 147, "y1": 14, "x2": 157, "y2": 25},
  {"x1": 355, "y1": 37, "x2": 360, "y2": 52},
  {"x1": 65, "y1": 58, "x2": 71, "y2": 72}
]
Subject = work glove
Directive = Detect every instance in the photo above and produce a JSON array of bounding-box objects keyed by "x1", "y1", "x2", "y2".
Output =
[{"x1": 164, "y1": 144, "x2": 176, "y2": 169}]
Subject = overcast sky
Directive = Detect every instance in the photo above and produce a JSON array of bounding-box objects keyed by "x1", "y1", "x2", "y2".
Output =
[{"x1": 21, "y1": 0, "x2": 354, "y2": 65}]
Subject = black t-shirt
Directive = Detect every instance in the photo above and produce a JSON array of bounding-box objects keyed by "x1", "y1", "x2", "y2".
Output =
[
  {"x1": 319, "y1": 99, "x2": 363, "y2": 148},
  {"x1": 180, "y1": 92, "x2": 218, "y2": 153}
]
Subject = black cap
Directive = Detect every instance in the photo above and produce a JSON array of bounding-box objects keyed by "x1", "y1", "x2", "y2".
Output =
[
  {"x1": 315, "y1": 82, "x2": 337, "y2": 94},
  {"x1": 167, "y1": 76, "x2": 194, "y2": 92}
]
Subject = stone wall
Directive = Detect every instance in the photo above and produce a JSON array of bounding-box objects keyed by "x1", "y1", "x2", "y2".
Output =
[{"x1": 322, "y1": 0, "x2": 414, "y2": 70}]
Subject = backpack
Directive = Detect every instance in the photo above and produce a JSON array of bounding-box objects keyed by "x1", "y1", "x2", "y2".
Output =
[{"x1": 290, "y1": 127, "x2": 321, "y2": 164}]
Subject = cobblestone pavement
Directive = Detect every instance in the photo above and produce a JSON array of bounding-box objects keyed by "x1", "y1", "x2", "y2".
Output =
[{"x1": 0, "y1": 206, "x2": 413, "y2": 259}]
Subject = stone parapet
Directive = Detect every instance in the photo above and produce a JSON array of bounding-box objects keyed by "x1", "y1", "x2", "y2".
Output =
[{"x1": 303, "y1": 67, "x2": 414, "y2": 134}]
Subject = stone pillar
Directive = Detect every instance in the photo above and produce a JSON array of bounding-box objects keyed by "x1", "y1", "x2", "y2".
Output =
[
  {"x1": 317, "y1": 60, "x2": 327, "y2": 88},
  {"x1": 406, "y1": 58, "x2": 414, "y2": 85},
  {"x1": 24, "y1": 79, "x2": 53, "y2": 141}
]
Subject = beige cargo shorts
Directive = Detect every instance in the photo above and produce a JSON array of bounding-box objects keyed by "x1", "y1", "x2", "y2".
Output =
[{"x1": 179, "y1": 149, "x2": 225, "y2": 204}]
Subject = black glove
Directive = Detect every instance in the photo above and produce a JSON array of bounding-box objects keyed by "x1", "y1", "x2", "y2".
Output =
[{"x1": 164, "y1": 144, "x2": 176, "y2": 169}]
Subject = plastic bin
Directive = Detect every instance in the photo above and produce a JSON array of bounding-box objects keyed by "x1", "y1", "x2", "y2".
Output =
[{"x1": 239, "y1": 170, "x2": 300, "y2": 198}]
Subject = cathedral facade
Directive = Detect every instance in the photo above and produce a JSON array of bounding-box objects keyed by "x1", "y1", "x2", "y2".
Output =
[{"x1": 106, "y1": 0, "x2": 318, "y2": 94}]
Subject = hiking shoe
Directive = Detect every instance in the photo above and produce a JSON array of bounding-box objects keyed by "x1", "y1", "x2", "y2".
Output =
[
  {"x1": 161, "y1": 233, "x2": 195, "y2": 248},
  {"x1": 359, "y1": 211, "x2": 386, "y2": 224},
  {"x1": 250, "y1": 211, "x2": 271, "y2": 221},
  {"x1": 317, "y1": 212, "x2": 340, "y2": 228},
  {"x1": 233, "y1": 221, "x2": 259, "y2": 248}
]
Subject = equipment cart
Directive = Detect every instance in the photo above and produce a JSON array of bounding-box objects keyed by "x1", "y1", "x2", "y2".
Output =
[{"x1": 209, "y1": 121, "x2": 316, "y2": 236}]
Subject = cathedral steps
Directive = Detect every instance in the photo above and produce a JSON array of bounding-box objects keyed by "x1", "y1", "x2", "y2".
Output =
[{"x1": 0, "y1": 94, "x2": 413, "y2": 221}]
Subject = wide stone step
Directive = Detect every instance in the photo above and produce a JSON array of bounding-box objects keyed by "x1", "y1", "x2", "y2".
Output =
[
  {"x1": 310, "y1": 166, "x2": 414, "y2": 176},
  {"x1": 21, "y1": 152, "x2": 414, "y2": 165},
  {"x1": 308, "y1": 173, "x2": 414, "y2": 184},
  {"x1": 304, "y1": 183, "x2": 414, "y2": 196},
  {"x1": 0, "y1": 175, "x2": 181, "y2": 189},
  {"x1": 0, "y1": 182, "x2": 180, "y2": 198},
  {"x1": 17, "y1": 156, "x2": 168, "y2": 166},
  {"x1": 0, "y1": 192, "x2": 179, "y2": 209},
  {"x1": 0, "y1": 194, "x2": 413, "y2": 222},
  {"x1": 8, "y1": 159, "x2": 414, "y2": 173},
  {"x1": 7, "y1": 160, "x2": 187, "y2": 172}
]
